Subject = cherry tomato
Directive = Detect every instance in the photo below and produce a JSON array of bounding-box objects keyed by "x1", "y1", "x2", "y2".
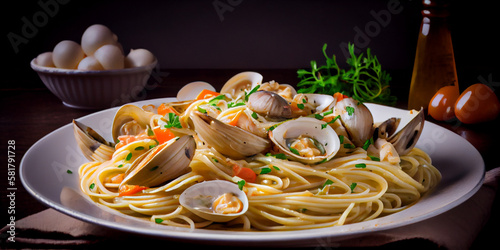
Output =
[
  {"x1": 454, "y1": 83, "x2": 500, "y2": 124},
  {"x1": 428, "y1": 86, "x2": 460, "y2": 121}
]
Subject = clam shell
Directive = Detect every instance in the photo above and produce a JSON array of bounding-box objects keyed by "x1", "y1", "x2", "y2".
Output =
[
  {"x1": 179, "y1": 180, "x2": 249, "y2": 222},
  {"x1": 220, "y1": 72, "x2": 263, "y2": 99},
  {"x1": 269, "y1": 117, "x2": 340, "y2": 164},
  {"x1": 121, "y1": 135, "x2": 196, "y2": 187},
  {"x1": 111, "y1": 104, "x2": 155, "y2": 142},
  {"x1": 191, "y1": 112, "x2": 270, "y2": 159},
  {"x1": 177, "y1": 81, "x2": 215, "y2": 101},
  {"x1": 73, "y1": 120, "x2": 115, "y2": 162}
]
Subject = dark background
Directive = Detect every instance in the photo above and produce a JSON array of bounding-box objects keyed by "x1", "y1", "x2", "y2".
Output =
[{"x1": 3, "y1": 0, "x2": 499, "y2": 90}]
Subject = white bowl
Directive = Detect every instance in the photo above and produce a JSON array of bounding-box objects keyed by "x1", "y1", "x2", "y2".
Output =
[{"x1": 31, "y1": 59, "x2": 158, "y2": 109}]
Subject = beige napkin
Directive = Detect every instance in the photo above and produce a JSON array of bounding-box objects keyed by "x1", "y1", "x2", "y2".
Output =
[{"x1": 2, "y1": 168, "x2": 499, "y2": 249}]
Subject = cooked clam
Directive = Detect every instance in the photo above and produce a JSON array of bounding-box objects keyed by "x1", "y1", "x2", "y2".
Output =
[
  {"x1": 177, "y1": 81, "x2": 215, "y2": 101},
  {"x1": 374, "y1": 108, "x2": 425, "y2": 155},
  {"x1": 269, "y1": 117, "x2": 340, "y2": 164},
  {"x1": 179, "y1": 180, "x2": 249, "y2": 222},
  {"x1": 120, "y1": 135, "x2": 196, "y2": 187},
  {"x1": 111, "y1": 104, "x2": 155, "y2": 143},
  {"x1": 335, "y1": 98, "x2": 374, "y2": 147},
  {"x1": 191, "y1": 112, "x2": 270, "y2": 159},
  {"x1": 73, "y1": 120, "x2": 115, "y2": 162},
  {"x1": 247, "y1": 90, "x2": 293, "y2": 120},
  {"x1": 220, "y1": 71, "x2": 263, "y2": 99}
]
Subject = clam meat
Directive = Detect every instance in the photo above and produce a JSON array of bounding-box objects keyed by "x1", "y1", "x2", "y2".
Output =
[{"x1": 269, "y1": 117, "x2": 340, "y2": 164}]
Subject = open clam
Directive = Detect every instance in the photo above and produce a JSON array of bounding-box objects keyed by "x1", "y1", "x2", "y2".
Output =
[
  {"x1": 112, "y1": 104, "x2": 155, "y2": 143},
  {"x1": 177, "y1": 81, "x2": 215, "y2": 101},
  {"x1": 191, "y1": 112, "x2": 270, "y2": 159},
  {"x1": 120, "y1": 135, "x2": 196, "y2": 187},
  {"x1": 373, "y1": 108, "x2": 425, "y2": 155},
  {"x1": 179, "y1": 180, "x2": 249, "y2": 222},
  {"x1": 269, "y1": 117, "x2": 340, "y2": 164},
  {"x1": 73, "y1": 120, "x2": 115, "y2": 162},
  {"x1": 220, "y1": 71, "x2": 263, "y2": 99}
]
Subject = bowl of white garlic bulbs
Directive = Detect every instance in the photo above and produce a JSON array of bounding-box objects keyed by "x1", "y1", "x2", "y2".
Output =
[{"x1": 31, "y1": 24, "x2": 158, "y2": 109}]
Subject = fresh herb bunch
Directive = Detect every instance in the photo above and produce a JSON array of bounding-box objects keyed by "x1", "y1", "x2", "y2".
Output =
[{"x1": 297, "y1": 43, "x2": 397, "y2": 106}]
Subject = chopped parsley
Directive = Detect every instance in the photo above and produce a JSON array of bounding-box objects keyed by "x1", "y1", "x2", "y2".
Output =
[
  {"x1": 260, "y1": 167, "x2": 272, "y2": 174},
  {"x1": 368, "y1": 155, "x2": 380, "y2": 161},
  {"x1": 266, "y1": 153, "x2": 288, "y2": 160},
  {"x1": 150, "y1": 166, "x2": 159, "y2": 171},
  {"x1": 272, "y1": 165, "x2": 280, "y2": 171},
  {"x1": 155, "y1": 218, "x2": 164, "y2": 224},
  {"x1": 165, "y1": 112, "x2": 182, "y2": 129},
  {"x1": 289, "y1": 147, "x2": 301, "y2": 156},
  {"x1": 197, "y1": 106, "x2": 207, "y2": 114},
  {"x1": 343, "y1": 143, "x2": 355, "y2": 149},
  {"x1": 245, "y1": 85, "x2": 260, "y2": 101},
  {"x1": 228, "y1": 101, "x2": 246, "y2": 108},
  {"x1": 237, "y1": 180, "x2": 246, "y2": 190},
  {"x1": 66, "y1": 170, "x2": 73, "y2": 174},
  {"x1": 355, "y1": 163, "x2": 367, "y2": 168},
  {"x1": 89, "y1": 183, "x2": 95, "y2": 190},
  {"x1": 321, "y1": 115, "x2": 340, "y2": 129},
  {"x1": 251, "y1": 112, "x2": 258, "y2": 119},
  {"x1": 297, "y1": 103, "x2": 305, "y2": 110},
  {"x1": 350, "y1": 182, "x2": 357, "y2": 192},
  {"x1": 346, "y1": 106, "x2": 355, "y2": 116},
  {"x1": 126, "y1": 152, "x2": 133, "y2": 161},
  {"x1": 135, "y1": 146, "x2": 145, "y2": 151},
  {"x1": 322, "y1": 179, "x2": 334, "y2": 188},
  {"x1": 362, "y1": 138, "x2": 374, "y2": 151},
  {"x1": 339, "y1": 135, "x2": 344, "y2": 144}
]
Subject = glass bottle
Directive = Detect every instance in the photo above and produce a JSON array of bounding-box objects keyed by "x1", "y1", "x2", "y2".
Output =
[{"x1": 408, "y1": 0, "x2": 459, "y2": 110}]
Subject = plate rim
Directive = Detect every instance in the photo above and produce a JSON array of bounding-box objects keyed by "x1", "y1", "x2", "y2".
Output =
[{"x1": 20, "y1": 99, "x2": 486, "y2": 245}]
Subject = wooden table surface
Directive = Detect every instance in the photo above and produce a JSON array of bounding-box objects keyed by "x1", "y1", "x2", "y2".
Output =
[{"x1": 1, "y1": 69, "x2": 498, "y2": 249}]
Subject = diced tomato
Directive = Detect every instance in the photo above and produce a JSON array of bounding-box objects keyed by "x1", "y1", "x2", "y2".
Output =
[
  {"x1": 334, "y1": 92, "x2": 349, "y2": 102},
  {"x1": 232, "y1": 164, "x2": 257, "y2": 183},
  {"x1": 157, "y1": 103, "x2": 179, "y2": 116},
  {"x1": 153, "y1": 127, "x2": 176, "y2": 144},
  {"x1": 196, "y1": 89, "x2": 220, "y2": 100},
  {"x1": 118, "y1": 184, "x2": 147, "y2": 196}
]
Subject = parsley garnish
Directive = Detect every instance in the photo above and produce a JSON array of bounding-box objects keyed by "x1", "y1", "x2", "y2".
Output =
[
  {"x1": 322, "y1": 179, "x2": 334, "y2": 188},
  {"x1": 228, "y1": 101, "x2": 246, "y2": 108},
  {"x1": 89, "y1": 183, "x2": 95, "y2": 190},
  {"x1": 135, "y1": 146, "x2": 145, "y2": 151},
  {"x1": 343, "y1": 143, "x2": 355, "y2": 149},
  {"x1": 272, "y1": 165, "x2": 280, "y2": 171},
  {"x1": 321, "y1": 115, "x2": 340, "y2": 129},
  {"x1": 339, "y1": 135, "x2": 344, "y2": 144},
  {"x1": 155, "y1": 218, "x2": 164, "y2": 224},
  {"x1": 150, "y1": 166, "x2": 159, "y2": 171},
  {"x1": 355, "y1": 163, "x2": 366, "y2": 168},
  {"x1": 251, "y1": 112, "x2": 258, "y2": 119},
  {"x1": 296, "y1": 43, "x2": 396, "y2": 105},
  {"x1": 165, "y1": 113, "x2": 182, "y2": 129},
  {"x1": 245, "y1": 85, "x2": 260, "y2": 102},
  {"x1": 66, "y1": 170, "x2": 73, "y2": 174},
  {"x1": 350, "y1": 182, "x2": 357, "y2": 192},
  {"x1": 266, "y1": 153, "x2": 287, "y2": 160},
  {"x1": 126, "y1": 152, "x2": 133, "y2": 161},
  {"x1": 297, "y1": 103, "x2": 305, "y2": 110},
  {"x1": 346, "y1": 106, "x2": 355, "y2": 116},
  {"x1": 260, "y1": 167, "x2": 272, "y2": 174},
  {"x1": 289, "y1": 147, "x2": 300, "y2": 156},
  {"x1": 368, "y1": 155, "x2": 380, "y2": 161},
  {"x1": 362, "y1": 138, "x2": 374, "y2": 151},
  {"x1": 237, "y1": 180, "x2": 246, "y2": 190}
]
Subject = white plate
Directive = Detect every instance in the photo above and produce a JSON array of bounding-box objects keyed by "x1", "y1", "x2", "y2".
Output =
[{"x1": 20, "y1": 100, "x2": 485, "y2": 247}]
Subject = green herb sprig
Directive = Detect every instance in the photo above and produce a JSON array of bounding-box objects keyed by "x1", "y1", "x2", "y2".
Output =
[{"x1": 297, "y1": 43, "x2": 396, "y2": 106}]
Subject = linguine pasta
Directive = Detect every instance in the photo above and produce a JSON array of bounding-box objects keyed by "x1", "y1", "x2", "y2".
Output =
[{"x1": 78, "y1": 82, "x2": 441, "y2": 231}]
